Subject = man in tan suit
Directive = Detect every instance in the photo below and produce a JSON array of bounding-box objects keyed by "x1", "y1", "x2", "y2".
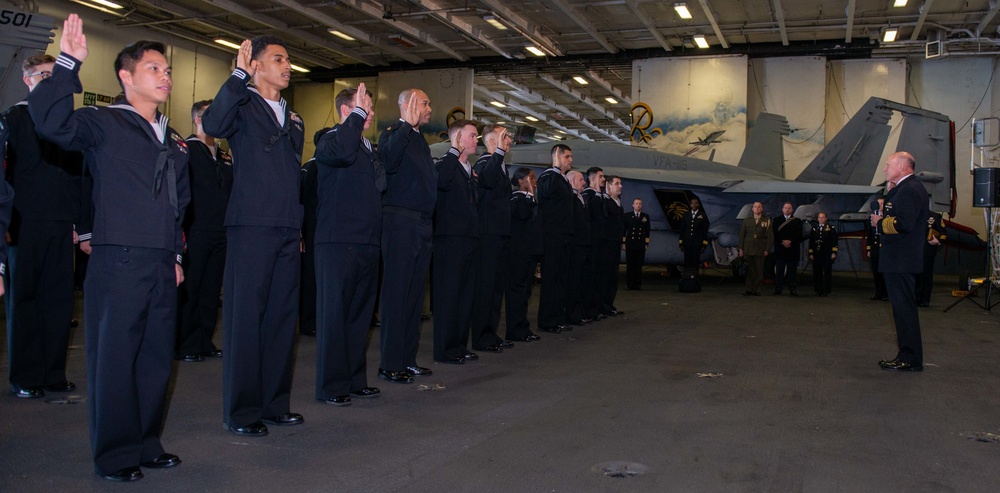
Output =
[{"x1": 738, "y1": 202, "x2": 773, "y2": 296}]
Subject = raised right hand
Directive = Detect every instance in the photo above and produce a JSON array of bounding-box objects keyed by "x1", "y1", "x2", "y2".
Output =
[
  {"x1": 61, "y1": 14, "x2": 88, "y2": 62},
  {"x1": 236, "y1": 40, "x2": 255, "y2": 77}
]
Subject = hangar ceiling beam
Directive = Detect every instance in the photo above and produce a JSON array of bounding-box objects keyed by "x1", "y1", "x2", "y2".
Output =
[
  {"x1": 772, "y1": 0, "x2": 789, "y2": 46},
  {"x1": 586, "y1": 70, "x2": 633, "y2": 107},
  {"x1": 489, "y1": 77, "x2": 625, "y2": 143},
  {"x1": 190, "y1": 0, "x2": 381, "y2": 66},
  {"x1": 697, "y1": 0, "x2": 729, "y2": 49},
  {"x1": 976, "y1": 0, "x2": 1000, "y2": 36},
  {"x1": 474, "y1": 85, "x2": 588, "y2": 139},
  {"x1": 142, "y1": 0, "x2": 339, "y2": 67},
  {"x1": 547, "y1": 0, "x2": 618, "y2": 53},
  {"x1": 911, "y1": 0, "x2": 935, "y2": 40},
  {"x1": 537, "y1": 74, "x2": 630, "y2": 131},
  {"x1": 845, "y1": 0, "x2": 856, "y2": 43},
  {"x1": 268, "y1": 0, "x2": 425, "y2": 63},
  {"x1": 338, "y1": 0, "x2": 468, "y2": 61},
  {"x1": 625, "y1": 0, "x2": 672, "y2": 52},
  {"x1": 480, "y1": 0, "x2": 564, "y2": 56},
  {"x1": 409, "y1": 0, "x2": 514, "y2": 58}
]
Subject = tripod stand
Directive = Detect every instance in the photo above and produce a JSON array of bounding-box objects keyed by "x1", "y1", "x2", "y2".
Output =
[{"x1": 945, "y1": 206, "x2": 1000, "y2": 313}]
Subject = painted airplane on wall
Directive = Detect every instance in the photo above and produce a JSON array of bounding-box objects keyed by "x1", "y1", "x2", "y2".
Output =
[{"x1": 433, "y1": 97, "x2": 971, "y2": 266}]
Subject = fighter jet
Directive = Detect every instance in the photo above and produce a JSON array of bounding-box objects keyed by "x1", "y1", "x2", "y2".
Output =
[
  {"x1": 464, "y1": 97, "x2": 958, "y2": 266},
  {"x1": 689, "y1": 130, "x2": 726, "y2": 146}
]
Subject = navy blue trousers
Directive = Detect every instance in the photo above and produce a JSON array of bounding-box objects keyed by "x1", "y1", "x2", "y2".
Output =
[
  {"x1": 85, "y1": 246, "x2": 175, "y2": 475},
  {"x1": 222, "y1": 226, "x2": 300, "y2": 428}
]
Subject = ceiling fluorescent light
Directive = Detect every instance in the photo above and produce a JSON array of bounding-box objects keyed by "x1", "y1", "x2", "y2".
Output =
[
  {"x1": 90, "y1": 0, "x2": 124, "y2": 8},
  {"x1": 490, "y1": 101, "x2": 507, "y2": 108},
  {"x1": 525, "y1": 45, "x2": 546, "y2": 57},
  {"x1": 605, "y1": 97, "x2": 618, "y2": 105},
  {"x1": 674, "y1": 2, "x2": 692, "y2": 20},
  {"x1": 572, "y1": 76, "x2": 588, "y2": 85},
  {"x1": 484, "y1": 15, "x2": 507, "y2": 30},
  {"x1": 328, "y1": 29, "x2": 355, "y2": 41},
  {"x1": 883, "y1": 28, "x2": 898, "y2": 43},
  {"x1": 214, "y1": 39, "x2": 242, "y2": 50},
  {"x1": 893, "y1": 0, "x2": 907, "y2": 7},
  {"x1": 290, "y1": 64, "x2": 310, "y2": 73},
  {"x1": 525, "y1": 116, "x2": 539, "y2": 122},
  {"x1": 693, "y1": 34, "x2": 709, "y2": 49}
]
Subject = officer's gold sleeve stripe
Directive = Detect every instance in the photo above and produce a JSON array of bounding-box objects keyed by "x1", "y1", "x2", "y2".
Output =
[{"x1": 882, "y1": 217, "x2": 898, "y2": 235}]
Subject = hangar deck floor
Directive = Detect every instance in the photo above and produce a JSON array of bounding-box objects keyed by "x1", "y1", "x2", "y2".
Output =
[{"x1": 2, "y1": 270, "x2": 999, "y2": 492}]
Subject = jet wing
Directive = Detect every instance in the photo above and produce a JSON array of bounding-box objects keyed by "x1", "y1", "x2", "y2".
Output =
[{"x1": 720, "y1": 180, "x2": 880, "y2": 195}]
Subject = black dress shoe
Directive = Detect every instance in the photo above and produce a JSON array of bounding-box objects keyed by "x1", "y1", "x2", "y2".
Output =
[
  {"x1": 463, "y1": 352, "x2": 479, "y2": 361},
  {"x1": 477, "y1": 345, "x2": 502, "y2": 353},
  {"x1": 580, "y1": 317, "x2": 594, "y2": 324},
  {"x1": 540, "y1": 326, "x2": 562, "y2": 334},
  {"x1": 918, "y1": 302, "x2": 930, "y2": 307},
  {"x1": 879, "y1": 359, "x2": 923, "y2": 372},
  {"x1": 102, "y1": 467, "x2": 143, "y2": 482},
  {"x1": 46, "y1": 381, "x2": 76, "y2": 392},
  {"x1": 176, "y1": 354, "x2": 204, "y2": 363},
  {"x1": 558, "y1": 324, "x2": 573, "y2": 331},
  {"x1": 744, "y1": 291, "x2": 753, "y2": 296},
  {"x1": 203, "y1": 349, "x2": 223, "y2": 358},
  {"x1": 262, "y1": 413, "x2": 304, "y2": 426},
  {"x1": 789, "y1": 289, "x2": 798, "y2": 296},
  {"x1": 11, "y1": 385, "x2": 44, "y2": 399},
  {"x1": 141, "y1": 453, "x2": 181, "y2": 469},
  {"x1": 566, "y1": 319, "x2": 584, "y2": 326},
  {"x1": 224, "y1": 421, "x2": 269, "y2": 436},
  {"x1": 506, "y1": 335, "x2": 535, "y2": 342},
  {"x1": 300, "y1": 330, "x2": 317, "y2": 337},
  {"x1": 436, "y1": 356, "x2": 465, "y2": 364},
  {"x1": 378, "y1": 368, "x2": 415, "y2": 383},
  {"x1": 350, "y1": 387, "x2": 381, "y2": 398},
  {"x1": 498, "y1": 340, "x2": 514, "y2": 348},
  {"x1": 70, "y1": 319, "x2": 80, "y2": 328},
  {"x1": 323, "y1": 395, "x2": 352, "y2": 406},
  {"x1": 595, "y1": 313, "x2": 608, "y2": 321},
  {"x1": 405, "y1": 366, "x2": 433, "y2": 376}
]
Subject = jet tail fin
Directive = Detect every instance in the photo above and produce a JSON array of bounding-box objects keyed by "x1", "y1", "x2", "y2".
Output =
[
  {"x1": 738, "y1": 113, "x2": 791, "y2": 177},
  {"x1": 795, "y1": 97, "x2": 893, "y2": 185},
  {"x1": 890, "y1": 106, "x2": 954, "y2": 214}
]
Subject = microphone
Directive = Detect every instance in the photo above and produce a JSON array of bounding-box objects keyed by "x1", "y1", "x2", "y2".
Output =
[{"x1": 870, "y1": 200, "x2": 882, "y2": 216}]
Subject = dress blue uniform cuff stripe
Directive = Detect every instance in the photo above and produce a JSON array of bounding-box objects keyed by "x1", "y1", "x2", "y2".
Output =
[
  {"x1": 176, "y1": 254, "x2": 183, "y2": 265},
  {"x1": 351, "y1": 107, "x2": 367, "y2": 119},
  {"x1": 495, "y1": 148, "x2": 506, "y2": 157},
  {"x1": 78, "y1": 233, "x2": 92, "y2": 242},
  {"x1": 232, "y1": 68, "x2": 249, "y2": 80},
  {"x1": 56, "y1": 54, "x2": 78, "y2": 71}
]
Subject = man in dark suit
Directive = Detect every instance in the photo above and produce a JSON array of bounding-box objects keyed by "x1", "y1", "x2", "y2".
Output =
[
  {"x1": 916, "y1": 211, "x2": 946, "y2": 307},
  {"x1": 772, "y1": 202, "x2": 803, "y2": 296},
  {"x1": 624, "y1": 198, "x2": 651, "y2": 290},
  {"x1": 470, "y1": 124, "x2": 513, "y2": 352},
  {"x1": 433, "y1": 120, "x2": 481, "y2": 362},
  {"x1": 313, "y1": 84, "x2": 384, "y2": 406},
  {"x1": 536, "y1": 144, "x2": 574, "y2": 333},
  {"x1": 871, "y1": 151, "x2": 929, "y2": 372},
  {"x1": 678, "y1": 197, "x2": 708, "y2": 270},
  {"x1": 377, "y1": 89, "x2": 436, "y2": 383}
]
